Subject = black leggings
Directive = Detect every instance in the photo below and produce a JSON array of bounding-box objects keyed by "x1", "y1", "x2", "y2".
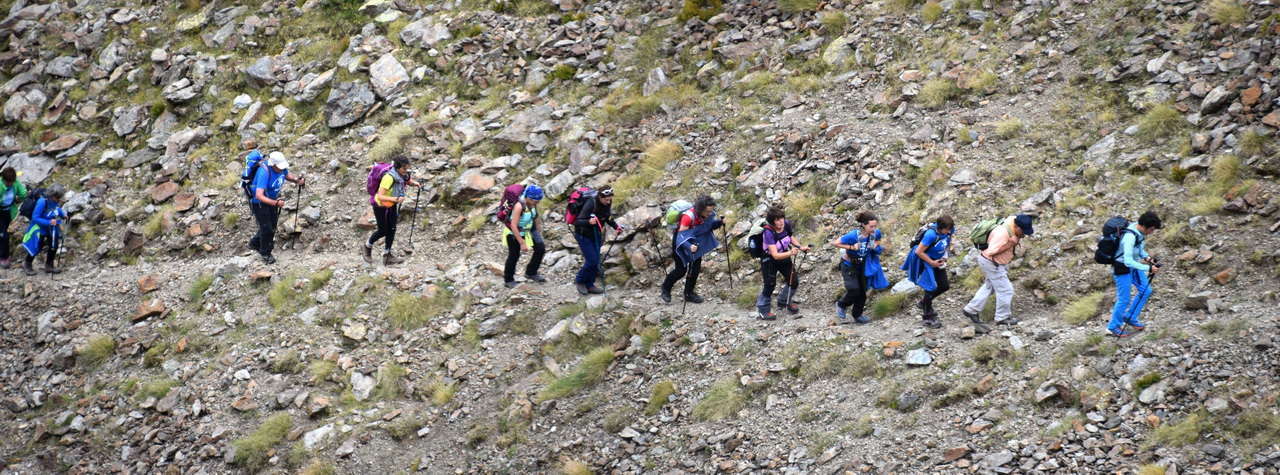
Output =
[
  {"x1": 921, "y1": 267, "x2": 950, "y2": 317},
  {"x1": 25, "y1": 234, "x2": 56, "y2": 267},
  {"x1": 757, "y1": 258, "x2": 795, "y2": 312},
  {"x1": 504, "y1": 233, "x2": 545, "y2": 282},
  {"x1": 368, "y1": 205, "x2": 398, "y2": 252},
  {"x1": 0, "y1": 209, "x2": 10, "y2": 260},
  {"x1": 662, "y1": 252, "x2": 702, "y2": 296},
  {"x1": 837, "y1": 262, "x2": 868, "y2": 318}
]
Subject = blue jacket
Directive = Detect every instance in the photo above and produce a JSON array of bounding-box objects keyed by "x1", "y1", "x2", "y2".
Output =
[
  {"x1": 251, "y1": 165, "x2": 288, "y2": 205},
  {"x1": 901, "y1": 226, "x2": 951, "y2": 292},
  {"x1": 22, "y1": 197, "x2": 66, "y2": 256},
  {"x1": 1119, "y1": 222, "x2": 1150, "y2": 272},
  {"x1": 840, "y1": 228, "x2": 889, "y2": 289},
  {"x1": 674, "y1": 212, "x2": 722, "y2": 265}
]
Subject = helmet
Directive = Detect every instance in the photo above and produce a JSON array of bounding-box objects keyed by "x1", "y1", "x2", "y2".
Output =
[{"x1": 523, "y1": 184, "x2": 544, "y2": 201}]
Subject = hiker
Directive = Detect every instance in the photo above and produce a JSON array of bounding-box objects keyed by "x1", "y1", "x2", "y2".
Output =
[
  {"x1": 0, "y1": 167, "x2": 28, "y2": 268},
  {"x1": 364, "y1": 156, "x2": 420, "y2": 266},
  {"x1": 962, "y1": 214, "x2": 1034, "y2": 326},
  {"x1": 249, "y1": 152, "x2": 304, "y2": 264},
  {"x1": 1107, "y1": 211, "x2": 1162, "y2": 337},
  {"x1": 21, "y1": 185, "x2": 66, "y2": 275},
  {"x1": 571, "y1": 186, "x2": 622, "y2": 295},
  {"x1": 830, "y1": 211, "x2": 883, "y2": 324},
  {"x1": 756, "y1": 206, "x2": 810, "y2": 320},
  {"x1": 902, "y1": 216, "x2": 965, "y2": 330},
  {"x1": 239, "y1": 139, "x2": 263, "y2": 200},
  {"x1": 502, "y1": 184, "x2": 547, "y2": 288},
  {"x1": 660, "y1": 195, "x2": 723, "y2": 304}
]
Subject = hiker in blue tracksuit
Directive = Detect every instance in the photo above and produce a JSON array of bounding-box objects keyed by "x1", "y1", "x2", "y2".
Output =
[
  {"x1": 1108, "y1": 211, "x2": 1162, "y2": 337},
  {"x1": 22, "y1": 185, "x2": 67, "y2": 276},
  {"x1": 831, "y1": 211, "x2": 885, "y2": 324},
  {"x1": 902, "y1": 216, "x2": 965, "y2": 330},
  {"x1": 249, "y1": 152, "x2": 305, "y2": 265},
  {"x1": 662, "y1": 195, "x2": 724, "y2": 305}
]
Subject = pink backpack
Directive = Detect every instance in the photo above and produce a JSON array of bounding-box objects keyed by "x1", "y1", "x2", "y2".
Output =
[
  {"x1": 366, "y1": 162, "x2": 395, "y2": 204},
  {"x1": 495, "y1": 184, "x2": 526, "y2": 223}
]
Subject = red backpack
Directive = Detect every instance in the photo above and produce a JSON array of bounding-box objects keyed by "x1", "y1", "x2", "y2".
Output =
[
  {"x1": 495, "y1": 184, "x2": 526, "y2": 223},
  {"x1": 366, "y1": 162, "x2": 395, "y2": 204},
  {"x1": 564, "y1": 186, "x2": 596, "y2": 225}
]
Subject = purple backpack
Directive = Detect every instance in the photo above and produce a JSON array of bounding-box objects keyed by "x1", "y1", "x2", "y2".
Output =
[
  {"x1": 495, "y1": 184, "x2": 526, "y2": 223},
  {"x1": 367, "y1": 162, "x2": 395, "y2": 204}
]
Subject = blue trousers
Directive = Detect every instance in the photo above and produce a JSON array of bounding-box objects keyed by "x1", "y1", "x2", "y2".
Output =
[
  {"x1": 574, "y1": 232, "x2": 602, "y2": 286},
  {"x1": 1108, "y1": 270, "x2": 1152, "y2": 334}
]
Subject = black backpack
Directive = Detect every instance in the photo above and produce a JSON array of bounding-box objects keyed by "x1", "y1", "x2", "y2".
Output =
[
  {"x1": 1094, "y1": 216, "x2": 1137, "y2": 265},
  {"x1": 18, "y1": 188, "x2": 46, "y2": 219},
  {"x1": 747, "y1": 220, "x2": 792, "y2": 259},
  {"x1": 907, "y1": 223, "x2": 933, "y2": 249}
]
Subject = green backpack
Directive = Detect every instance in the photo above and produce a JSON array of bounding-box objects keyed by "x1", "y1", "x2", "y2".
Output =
[{"x1": 969, "y1": 217, "x2": 1004, "y2": 250}]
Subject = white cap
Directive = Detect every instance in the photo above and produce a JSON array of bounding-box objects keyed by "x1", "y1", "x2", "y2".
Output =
[{"x1": 268, "y1": 151, "x2": 289, "y2": 170}]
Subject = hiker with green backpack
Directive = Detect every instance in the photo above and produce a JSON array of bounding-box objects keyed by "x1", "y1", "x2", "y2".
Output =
[
  {"x1": 660, "y1": 196, "x2": 723, "y2": 304},
  {"x1": 0, "y1": 167, "x2": 28, "y2": 269},
  {"x1": 500, "y1": 184, "x2": 546, "y2": 288},
  {"x1": 961, "y1": 214, "x2": 1035, "y2": 326},
  {"x1": 363, "y1": 156, "x2": 420, "y2": 266},
  {"x1": 752, "y1": 206, "x2": 810, "y2": 320},
  {"x1": 1100, "y1": 211, "x2": 1162, "y2": 337}
]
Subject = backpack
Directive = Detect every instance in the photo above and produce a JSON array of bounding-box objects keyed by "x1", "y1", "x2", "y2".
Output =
[
  {"x1": 663, "y1": 200, "x2": 694, "y2": 230},
  {"x1": 969, "y1": 217, "x2": 1003, "y2": 250},
  {"x1": 1094, "y1": 216, "x2": 1137, "y2": 265},
  {"x1": 19, "y1": 188, "x2": 46, "y2": 220},
  {"x1": 564, "y1": 186, "x2": 596, "y2": 225},
  {"x1": 366, "y1": 162, "x2": 395, "y2": 202},
  {"x1": 495, "y1": 184, "x2": 526, "y2": 223},
  {"x1": 907, "y1": 223, "x2": 934, "y2": 249},
  {"x1": 746, "y1": 219, "x2": 792, "y2": 259},
  {"x1": 240, "y1": 155, "x2": 265, "y2": 199}
]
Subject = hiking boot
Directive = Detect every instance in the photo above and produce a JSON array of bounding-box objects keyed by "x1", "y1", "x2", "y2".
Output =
[
  {"x1": 1109, "y1": 329, "x2": 1136, "y2": 338},
  {"x1": 383, "y1": 253, "x2": 404, "y2": 266},
  {"x1": 835, "y1": 304, "x2": 848, "y2": 321},
  {"x1": 996, "y1": 317, "x2": 1021, "y2": 326},
  {"x1": 362, "y1": 244, "x2": 373, "y2": 263},
  {"x1": 575, "y1": 283, "x2": 589, "y2": 296},
  {"x1": 525, "y1": 274, "x2": 547, "y2": 283},
  {"x1": 923, "y1": 318, "x2": 943, "y2": 329},
  {"x1": 261, "y1": 254, "x2": 277, "y2": 265},
  {"x1": 22, "y1": 260, "x2": 36, "y2": 276},
  {"x1": 586, "y1": 286, "x2": 605, "y2": 295},
  {"x1": 659, "y1": 290, "x2": 672, "y2": 304},
  {"x1": 963, "y1": 309, "x2": 982, "y2": 325},
  {"x1": 684, "y1": 294, "x2": 705, "y2": 304},
  {"x1": 756, "y1": 312, "x2": 777, "y2": 321},
  {"x1": 854, "y1": 315, "x2": 871, "y2": 324},
  {"x1": 504, "y1": 281, "x2": 519, "y2": 289},
  {"x1": 43, "y1": 264, "x2": 61, "y2": 274},
  {"x1": 785, "y1": 303, "x2": 800, "y2": 315}
]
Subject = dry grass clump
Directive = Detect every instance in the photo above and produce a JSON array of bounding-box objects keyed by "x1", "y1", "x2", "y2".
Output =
[
  {"x1": 1061, "y1": 291, "x2": 1106, "y2": 325},
  {"x1": 1208, "y1": 0, "x2": 1248, "y2": 25},
  {"x1": 920, "y1": 1, "x2": 943, "y2": 22},
  {"x1": 230, "y1": 413, "x2": 294, "y2": 471},
  {"x1": 537, "y1": 347, "x2": 615, "y2": 401},
  {"x1": 386, "y1": 289, "x2": 454, "y2": 329},
  {"x1": 369, "y1": 124, "x2": 413, "y2": 163},
  {"x1": 79, "y1": 335, "x2": 116, "y2": 366},
  {"x1": 614, "y1": 140, "x2": 683, "y2": 205},
  {"x1": 645, "y1": 380, "x2": 677, "y2": 415},
  {"x1": 1137, "y1": 104, "x2": 1184, "y2": 141},
  {"x1": 692, "y1": 377, "x2": 747, "y2": 421},
  {"x1": 995, "y1": 118, "x2": 1024, "y2": 139},
  {"x1": 677, "y1": 0, "x2": 722, "y2": 21}
]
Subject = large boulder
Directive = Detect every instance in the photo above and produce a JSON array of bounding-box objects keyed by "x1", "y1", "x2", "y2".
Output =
[
  {"x1": 453, "y1": 169, "x2": 495, "y2": 200},
  {"x1": 112, "y1": 106, "x2": 149, "y2": 137},
  {"x1": 0, "y1": 153, "x2": 56, "y2": 184},
  {"x1": 294, "y1": 68, "x2": 334, "y2": 103},
  {"x1": 3, "y1": 88, "x2": 46, "y2": 123},
  {"x1": 243, "y1": 56, "x2": 276, "y2": 87},
  {"x1": 46, "y1": 56, "x2": 84, "y2": 78},
  {"x1": 494, "y1": 104, "x2": 554, "y2": 144},
  {"x1": 369, "y1": 54, "x2": 409, "y2": 99},
  {"x1": 399, "y1": 18, "x2": 452, "y2": 48},
  {"x1": 324, "y1": 81, "x2": 376, "y2": 128},
  {"x1": 822, "y1": 35, "x2": 855, "y2": 67}
]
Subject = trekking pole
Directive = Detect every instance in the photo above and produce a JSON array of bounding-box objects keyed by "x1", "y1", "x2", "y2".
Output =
[
  {"x1": 406, "y1": 183, "x2": 422, "y2": 255},
  {"x1": 786, "y1": 249, "x2": 807, "y2": 310},
  {"x1": 722, "y1": 225, "x2": 735, "y2": 288},
  {"x1": 293, "y1": 180, "x2": 305, "y2": 233},
  {"x1": 681, "y1": 255, "x2": 693, "y2": 317}
]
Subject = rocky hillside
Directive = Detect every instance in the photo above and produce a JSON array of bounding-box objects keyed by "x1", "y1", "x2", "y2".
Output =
[{"x1": 2, "y1": 0, "x2": 1279, "y2": 473}]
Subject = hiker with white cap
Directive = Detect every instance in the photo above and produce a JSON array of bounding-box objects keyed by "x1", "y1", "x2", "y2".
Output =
[{"x1": 249, "y1": 151, "x2": 305, "y2": 264}]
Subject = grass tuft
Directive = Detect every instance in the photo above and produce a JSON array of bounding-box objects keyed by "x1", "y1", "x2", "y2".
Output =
[
  {"x1": 871, "y1": 293, "x2": 910, "y2": 319},
  {"x1": 614, "y1": 140, "x2": 683, "y2": 205},
  {"x1": 368, "y1": 123, "x2": 413, "y2": 163},
  {"x1": 373, "y1": 363, "x2": 408, "y2": 401},
  {"x1": 1061, "y1": 291, "x2": 1105, "y2": 325},
  {"x1": 645, "y1": 380, "x2": 677, "y2": 415},
  {"x1": 309, "y1": 359, "x2": 336, "y2": 384},
  {"x1": 385, "y1": 289, "x2": 454, "y2": 329},
  {"x1": 920, "y1": 1, "x2": 943, "y2": 23},
  {"x1": 1137, "y1": 104, "x2": 1184, "y2": 141},
  {"x1": 270, "y1": 350, "x2": 303, "y2": 374},
  {"x1": 137, "y1": 378, "x2": 178, "y2": 399},
  {"x1": 1138, "y1": 465, "x2": 1166, "y2": 475},
  {"x1": 1147, "y1": 411, "x2": 1210, "y2": 448},
  {"x1": 692, "y1": 377, "x2": 747, "y2": 421},
  {"x1": 918, "y1": 79, "x2": 960, "y2": 108},
  {"x1": 819, "y1": 11, "x2": 849, "y2": 33},
  {"x1": 79, "y1": 335, "x2": 116, "y2": 366},
  {"x1": 299, "y1": 459, "x2": 336, "y2": 475},
  {"x1": 1238, "y1": 130, "x2": 1270, "y2": 157},
  {"x1": 561, "y1": 460, "x2": 593, "y2": 475},
  {"x1": 677, "y1": 0, "x2": 722, "y2": 21},
  {"x1": 231, "y1": 413, "x2": 294, "y2": 471},
  {"x1": 188, "y1": 273, "x2": 214, "y2": 304},
  {"x1": 779, "y1": 0, "x2": 819, "y2": 12},
  {"x1": 537, "y1": 347, "x2": 615, "y2": 401},
  {"x1": 1208, "y1": 0, "x2": 1248, "y2": 24},
  {"x1": 995, "y1": 118, "x2": 1024, "y2": 139}
]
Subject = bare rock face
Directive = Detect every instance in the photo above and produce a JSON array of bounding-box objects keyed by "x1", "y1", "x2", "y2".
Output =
[
  {"x1": 324, "y1": 81, "x2": 376, "y2": 128},
  {"x1": 369, "y1": 54, "x2": 409, "y2": 99},
  {"x1": 399, "y1": 18, "x2": 452, "y2": 48},
  {"x1": 112, "y1": 106, "x2": 149, "y2": 137},
  {"x1": 0, "y1": 153, "x2": 56, "y2": 184},
  {"x1": 453, "y1": 169, "x2": 495, "y2": 200}
]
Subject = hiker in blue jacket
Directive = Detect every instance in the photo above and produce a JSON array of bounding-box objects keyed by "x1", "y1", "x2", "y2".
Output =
[
  {"x1": 661, "y1": 195, "x2": 723, "y2": 304},
  {"x1": 831, "y1": 211, "x2": 883, "y2": 324},
  {"x1": 249, "y1": 152, "x2": 305, "y2": 265},
  {"x1": 1108, "y1": 211, "x2": 1162, "y2": 337},
  {"x1": 22, "y1": 185, "x2": 67, "y2": 276},
  {"x1": 902, "y1": 216, "x2": 967, "y2": 330}
]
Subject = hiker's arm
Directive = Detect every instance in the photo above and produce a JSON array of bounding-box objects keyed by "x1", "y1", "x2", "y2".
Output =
[
  {"x1": 255, "y1": 188, "x2": 282, "y2": 207},
  {"x1": 32, "y1": 199, "x2": 52, "y2": 227},
  {"x1": 1121, "y1": 233, "x2": 1149, "y2": 272},
  {"x1": 15, "y1": 181, "x2": 26, "y2": 201},
  {"x1": 766, "y1": 244, "x2": 788, "y2": 260},
  {"x1": 915, "y1": 243, "x2": 941, "y2": 267},
  {"x1": 286, "y1": 173, "x2": 305, "y2": 186},
  {"x1": 986, "y1": 232, "x2": 1015, "y2": 256},
  {"x1": 574, "y1": 200, "x2": 595, "y2": 226}
]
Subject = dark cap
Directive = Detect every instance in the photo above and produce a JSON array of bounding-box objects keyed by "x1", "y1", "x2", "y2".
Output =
[{"x1": 1014, "y1": 214, "x2": 1035, "y2": 236}]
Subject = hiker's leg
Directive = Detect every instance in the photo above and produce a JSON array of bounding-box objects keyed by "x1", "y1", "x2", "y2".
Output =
[
  {"x1": 850, "y1": 270, "x2": 868, "y2": 319},
  {"x1": 757, "y1": 259, "x2": 777, "y2": 313},
  {"x1": 923, "y1": 267, "x2": 950, "y2": 315},
  {"x1": 368, "y1": 206, "x2": 388, "y2": 247},
  {"x1": 384, "y1": 207, "x2": 398, "y2": 251},
  {"x1": 1127, "y1": 271, "x2": 1153, "y2": 327},
  {"x1": 0, "y1": 210, "x2": 10, "y2": 261},
  {"x1": 504, "y1": 234, "x2": 521, "y2": 283},
  {"x1": 1108, "y1": 272, "x2": 1132, "y2": 334},
  {"x1": 684, "y1": 258, "x2": 702, "y2": 296},
  {"x1": 574, "y1": 233, "x2": 600, "y2": 285},
  {"x1": 526, "y1": 237, "x2": 545, "y2": 276},
  {"x1": 661, "y1": 257, "x2": 687, "y2": 295},
  {"x1": 963, "y1": 257, "x2": 996, "y2": 315},
  {"x1": 250, "y1": 203, "x2": 272, "y2": 255},
  {"x1": 990, "y1": 264, "x2": 1014, "y2": 322},
  {"x1": 777, "y1": 259, "x2": 795, "y2": 305},
  {"x1": 837, "y1": 265, "x2": 859, "y2": 308},
  {"x1": 261, "y1": 206, "x2": 279, "y2": 256},
  {"x1": 43, "y1": 235, "x2": 56, "y2": 267}
]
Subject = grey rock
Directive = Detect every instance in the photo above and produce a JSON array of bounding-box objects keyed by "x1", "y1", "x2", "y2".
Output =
[
  {"x1": 112, "y1": 106, "x2": 148, "y2": 137},
  {"x1": 1200, "y1": 86, "x2": 1234, "y2": 113},
  {"x1": 453, "y1": 118, "x2": 484, "y2": 148},
  {"x1": 324, "y1": 81, "x2": 376, "y2": 128},
  {"x1": 1127, "y1": 84, "x2": 1173, "y2": 111},
  {"x1": 350, "y1": 372, "x2": 376, "y2": 401},
  {"x1": 3, "y1": 88, "x2": 47, "y2": 123},
  {"x1": 643, "y1": 67, "x2": 669, "y2": 97},
  {"x1": 303, "y1": 424, "x2": 335, "y2": 450},
  {"x1": 822, "y1": 35, "x2": 854, "y2": 67},
  {"x1": 1138, "y1": 380, "x2": 1168, "y2": 404},
  {"x1": 1205, "y1": 397, "x2": 1230, "y2": 413},
  {"x1": 295, "y1": 69, "x2": 335, "y2": 103},
  {"x1": 544, "y1": 170, "x2": 574, "y2": 199},
  {"x1": 1179, "y1": 154, "x2": 1212, "y2": 171},
  {"x1": 0, "y1": 153, "x2": 55, "y2": 185},
  {"x1": 47, "y1": 56, "x2": 83, "y2": 78},
  {"x1": 1085, "y1": 133, "x2": 1118, "y2": 164},
  {"x1": 982, "y1": 450, "x2": 1015, "y2": 469},
  {"x1": 905, "y1": 348, "x2": 933, "y2": 366},
  {"x1": 477, "y1": 315, "x2": 508, "y2": 337},
  {"x1": 400, "y1": 18, "x2": 451, "y2": 48},
  {"x1": 1, "y1": 72, "x2": 37, "y2": 96},
  {"x1": 97, "y1": 39, "x2": 128, "y2": 71},
  {"x1": 494, "y1": 104, "x2": 554, "y2": 144},
  {"x1": 243, "y1": 56, "x2": 276, "y2": 86},
  {"x1": 164, "y1": 127, "x2": 209, "y2": 158},
  {"x1": 891, "y1": 279, "x2": 920, "y2": 295},
  {"x1": 123, "y1": 148, "x2": 160, "y2": 169},
  {"x1": 895, "y1": 392, "x2": 922, "y2": 412},
  {"x1": 948, "y1": 168, "x2": 978, "y2": 186},
  {"x1": 162, "y1": 78, "x2": 198, "y2": 103},
  {"x1": 369, "y1": 54, "x2": 409, "y2": 99}
]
